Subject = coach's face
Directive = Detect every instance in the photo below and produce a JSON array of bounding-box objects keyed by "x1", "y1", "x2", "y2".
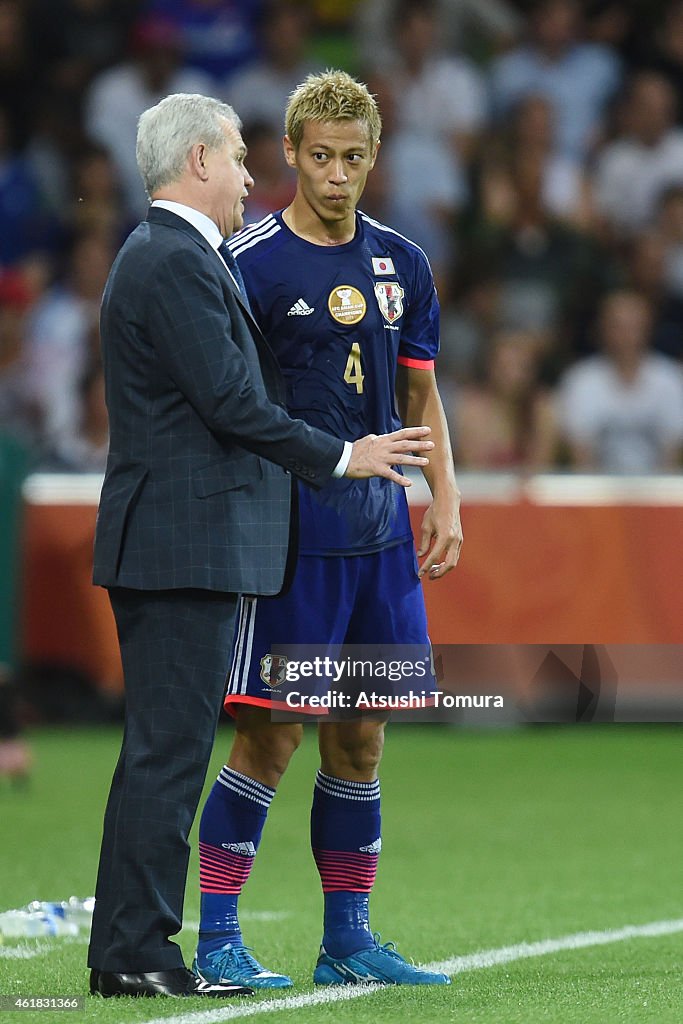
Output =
[
  {"x1": 284, "y1": 119, "x2": 378, "y2": 227},
  {"x1": 204, "y1": 119, "x2": 254, "y2": 238}
]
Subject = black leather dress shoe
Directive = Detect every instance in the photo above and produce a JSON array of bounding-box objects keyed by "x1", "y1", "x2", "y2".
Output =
[{"x1": 95, "y1": 967, "x2": 254, "y2": 998}]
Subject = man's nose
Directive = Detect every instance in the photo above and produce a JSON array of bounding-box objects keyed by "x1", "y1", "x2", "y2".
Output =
[{"x1": 329, "y1": 161, "x2": 348, "y2": 184}]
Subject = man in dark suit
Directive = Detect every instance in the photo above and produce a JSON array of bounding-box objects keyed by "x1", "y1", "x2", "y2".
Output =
[{"x1": 88, "y1": 92, "x2": 432, "y2": 999}]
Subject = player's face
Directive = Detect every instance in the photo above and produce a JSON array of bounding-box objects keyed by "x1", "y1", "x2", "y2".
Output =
[
  {"x1": 204, "y1": 119, "x2": 254, "y2": 238},
  {"x1": 284, "y1": 119, "x2": 378, "y2": 227}
]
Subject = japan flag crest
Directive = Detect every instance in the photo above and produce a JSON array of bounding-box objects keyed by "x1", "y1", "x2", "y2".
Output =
[
  {"x1": 259, "y1": 654, "x2": 288, "y2": 688},
  {"x1": 374, "y1": 282, "x2": 405, "y2": 323}
]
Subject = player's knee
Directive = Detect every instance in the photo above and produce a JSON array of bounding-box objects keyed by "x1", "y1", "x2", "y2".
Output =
[
  {"x1": 321, "y1": 721, "x2": 385, "y2": 778},
  {"x1": 232, "y1": 714, "x2": 302, "y2": 785}
]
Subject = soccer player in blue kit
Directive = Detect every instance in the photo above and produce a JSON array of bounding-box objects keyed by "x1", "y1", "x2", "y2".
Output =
[{"x1": 194, "y1": 70, "x2": 463, "y2": 989}]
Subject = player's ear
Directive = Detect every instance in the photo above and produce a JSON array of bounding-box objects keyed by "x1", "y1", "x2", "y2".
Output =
[
  {"x1": 283, "y1": 135, "x2": 297, "y2": 169},
  {"x1": 369, "y1": 140, "x2": 380, "y2": 170}
]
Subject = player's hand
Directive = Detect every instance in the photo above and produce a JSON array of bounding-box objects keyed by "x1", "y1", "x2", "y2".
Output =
[
  {"x1": 417, "y1": 492, "x2": 463, "y2": 579},
  {"x1": 346, "y1": 427, "x2": 433, "y2": 487}
]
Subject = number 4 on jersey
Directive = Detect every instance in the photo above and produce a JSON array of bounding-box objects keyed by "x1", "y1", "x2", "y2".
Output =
[{"x1": 343, "y1": 341, "x2": 364, "y2": 394}]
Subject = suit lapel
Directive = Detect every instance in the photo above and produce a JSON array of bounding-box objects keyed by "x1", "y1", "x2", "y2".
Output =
[
  {"x1": 146, "y1": 206, "x2": 261, "y2": 332},
  {"x1": 145, "y1": 206, "x2": 284, "y2": 389}
]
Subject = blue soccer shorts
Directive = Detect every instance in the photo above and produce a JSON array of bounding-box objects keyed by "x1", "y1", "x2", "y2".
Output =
[{"x1": 223, "y1": 539, "x2": 432, "y2": 716}]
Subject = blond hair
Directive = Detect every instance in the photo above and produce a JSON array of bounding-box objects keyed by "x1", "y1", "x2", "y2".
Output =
[{"x1": 285, "y1": 70, "x2": 382, "y2": 150}]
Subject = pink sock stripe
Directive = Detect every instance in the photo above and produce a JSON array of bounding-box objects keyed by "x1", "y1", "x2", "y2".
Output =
[
  {"x1": 312, "y1": 848, "x2": 379, "y2": 893},
  {"x1": 314, "y1": 850, "x2": 380, "y2": 864},
  {"x1": 199, "y1": 842, "x2": 254, "y2": 894}
]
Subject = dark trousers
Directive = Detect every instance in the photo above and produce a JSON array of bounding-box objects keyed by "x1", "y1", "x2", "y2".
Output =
[{"x1": 88, "y1": 587, "x2": 238, "y2": 973}]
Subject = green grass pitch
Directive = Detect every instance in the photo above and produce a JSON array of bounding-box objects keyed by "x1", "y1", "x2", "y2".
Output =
[{"x1": 0, "y1": 724, "x2": 681, "y2": 1023}]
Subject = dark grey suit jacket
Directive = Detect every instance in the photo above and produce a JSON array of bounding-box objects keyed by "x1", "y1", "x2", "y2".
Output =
[{"x1": 93, "y1": 206, "x2": 343, "y2": 594}]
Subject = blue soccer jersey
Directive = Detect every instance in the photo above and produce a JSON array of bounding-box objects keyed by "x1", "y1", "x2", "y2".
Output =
[{"x1": 228, "y1": 210, "x2": 440, "y2": 556}]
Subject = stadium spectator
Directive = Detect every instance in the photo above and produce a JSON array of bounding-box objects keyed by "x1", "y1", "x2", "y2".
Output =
[
  {"x1": 558, "y1": 290, "x2": 683, "y2": 471},
  {"x1": 657, "y1": 186, "x2": 683, "y2": 307},
  {"x1": 238, "y1": 122, "x2": 295, "y2": 226},
  {"x1": 362, "y1": 70, "x2": 465, "y2": 299},
  {"x1": 355, "y1": 0, "x2": 523, "y2": 72},
  {"x1": 84, "y1": 15, "x2": 213, "y2": 219},
  {"x1": 70, "y1": 144, "x2": 133, "y2": 246},
  {"x1": 472, "y1": 139, "x2": 616, "y2": 346},
  {"x1": 0, "y1": 269, "x2": 42, "y2": 450},
  {"x1": 625, "y1": 226, "x2": 683, "y2": 361},
  {"x1": 226, "y1": 2, "x2": 321, "y2": 134},
  {"x1": 0, "y1": 0, "x2": 36, "y2": 148},
  {"x1": 490, "y1": 0, "x2": 621, "y2": 159},
  {"x1": 584, "y1": 0, "x2": 634, "y2": 54},
  {"x1": 23, "y1": 97, "x2": 83, "y2": 230},
  {"x1": 593, "y1": 71, "x2": 683, "y2": 238},
  {"x1": 25, "y1": 232, "x2": 113, "y2": 445},
  {"x1": 380, "y1": 0, "x2": 488, "y2": 167},
  {"x1": 0, "y1": 105, "x2": 55, "y2": 268},
  {"x1": 634, "y1": 0, "x2": 683, "y2": 117},
  {"x1": 453, "y1": 330, "x2": 558, "y2": 469},
  {"x1": 27, "y1": 0, "x2": 137, "y2": 103},
  {"x1": 480, "y1": 94, "x2": 595, "y2": 229},
  {"x1": 143, "y1": 0, "x2": 264, "y2": 83},
  {"x1": 40, "y1": 357, "x2": 109, "y2": 472},
  {"x1": 439, "y1": 276, "x2": 503, "y2": 383}
]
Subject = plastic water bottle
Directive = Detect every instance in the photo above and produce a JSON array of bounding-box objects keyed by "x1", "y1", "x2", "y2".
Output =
[
  {"x1": 0, "y1": 910, "x2": 74, "y2": 938},
  {"x1": 0, "y1": 897, "x2": 94, "y2": 939},
  {"x1": 64, "y1": 895, "x2": 96, "y2": 927}
]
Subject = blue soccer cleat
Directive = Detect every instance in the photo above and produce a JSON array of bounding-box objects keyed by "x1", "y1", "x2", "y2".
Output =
[
  {"x1": 313, "y1": 935, "x2": 451, "y2": 986},
  {"x1": 193, "y1": 944, "x2": 293, "y2": 990}
]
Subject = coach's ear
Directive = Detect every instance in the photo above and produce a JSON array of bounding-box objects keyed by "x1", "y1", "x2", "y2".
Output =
[{"x1": 283, "y1": 135, "x2": 297, "y2": 169}]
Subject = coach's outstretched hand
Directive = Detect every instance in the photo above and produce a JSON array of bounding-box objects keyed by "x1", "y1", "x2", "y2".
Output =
[{"x1": 346, "y1": 426, "x2": 433, "y2": 486}]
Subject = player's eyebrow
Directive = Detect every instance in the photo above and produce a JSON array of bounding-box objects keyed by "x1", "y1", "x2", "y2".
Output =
[{"x1": 309, "y1": 143, "x2": 367, "y2": 154}]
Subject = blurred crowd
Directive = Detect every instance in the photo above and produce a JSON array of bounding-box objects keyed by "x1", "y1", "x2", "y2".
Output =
[{"x1": 1, "y1": 0, "x2": 683, "y2": 475}]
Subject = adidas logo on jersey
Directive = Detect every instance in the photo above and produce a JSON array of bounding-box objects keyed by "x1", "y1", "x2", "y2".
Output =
[
  {"x1": 287, "y1": 298, "x2": 315, "y2": 316},
  {"x1": 359, "y1": 838, "x2": 382, "y2": 854},
  {"x1": 221, "y1": 841, "x2": 257, "y2": 856}
]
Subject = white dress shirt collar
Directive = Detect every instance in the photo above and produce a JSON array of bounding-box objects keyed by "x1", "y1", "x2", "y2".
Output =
[{"x1": 151, "y1": 200, "x2": 223, "y2": 251}]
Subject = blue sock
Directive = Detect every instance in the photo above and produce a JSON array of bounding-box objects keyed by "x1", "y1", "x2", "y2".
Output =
[
  {"x1": 198, "y1": 765, "x2": 274, "y2": 955},
  {"x1": 311, "y1": 770, "x2": 381, "y2": 958}
]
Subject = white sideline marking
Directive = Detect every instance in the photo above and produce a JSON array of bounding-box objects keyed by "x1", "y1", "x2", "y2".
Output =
[
  {"x1": 141, "y1": 916, "x2": 683, "y2": 1024},
  {"x1": 428, "y1": 917, "x2": 683, "y2": 974},
  {"x1": 0, "y1": 935, "x2": 88, "y2": 959},
  {"x1": 0, "y1": 942, "x2": 53, "y2": 960}
]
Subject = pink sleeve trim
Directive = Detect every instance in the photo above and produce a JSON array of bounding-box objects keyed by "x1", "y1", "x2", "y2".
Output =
[{"x1": 397, "y1": 356, "x2": 435, "y2": 370}]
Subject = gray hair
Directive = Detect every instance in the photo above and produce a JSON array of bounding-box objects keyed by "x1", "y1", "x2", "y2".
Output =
[{"x1": 136, "y1": 93, "x2": 242, "y2": 197}]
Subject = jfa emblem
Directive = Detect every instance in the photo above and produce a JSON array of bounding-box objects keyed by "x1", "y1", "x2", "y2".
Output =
[
  {"x1": 374, "y1": 282, "x2": 404, "y2": 324},
  {"x1": 259, "y1": 654, "x2": 288, "y2": 688}
]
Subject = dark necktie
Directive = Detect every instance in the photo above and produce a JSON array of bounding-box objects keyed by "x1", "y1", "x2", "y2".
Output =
[{"x1": 218, "y1": 240, "x2": 253, "y2": 316}]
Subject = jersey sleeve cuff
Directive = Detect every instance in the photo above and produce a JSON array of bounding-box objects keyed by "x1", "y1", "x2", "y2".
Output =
[
  {"x1": 397, "y1": 355, "x2": 435, "y2": 370},
  {"x1": 332, "y1": 440, "x2": 353, "y2": 478}
]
